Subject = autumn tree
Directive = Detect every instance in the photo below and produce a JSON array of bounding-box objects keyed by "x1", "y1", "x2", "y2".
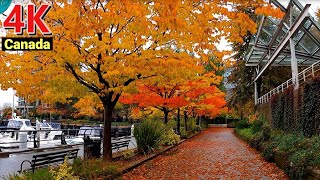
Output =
[
  {"x1": 73, "y1": 94, "x2": 103, "y2": 120},
  {"x1": 121, "y1": 85, "x2": 189, "y2": 124},
  {"x1": 225, "y1": 1, "x2": 285, "y2": 118},
  {"x1": 0, "y1": 0, "x2": 283, "y2": 161},
  {"x1": 1, "y1": 104, "x2": 13, "y2": 118}
]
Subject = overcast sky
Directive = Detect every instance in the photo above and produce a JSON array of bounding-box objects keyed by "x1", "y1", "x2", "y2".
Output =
[{"x1": 0, "y1": 88, "x2": 18, "y2": 107}]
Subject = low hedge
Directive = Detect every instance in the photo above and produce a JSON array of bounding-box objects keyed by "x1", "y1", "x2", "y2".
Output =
[{"x1": 235, "y1": 119, "x2": 320, "y2": 179}]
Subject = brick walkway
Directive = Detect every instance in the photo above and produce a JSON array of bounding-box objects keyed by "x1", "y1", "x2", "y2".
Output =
[{"x1": 122, "y1": 127, "x2": 288, "y2": 179}]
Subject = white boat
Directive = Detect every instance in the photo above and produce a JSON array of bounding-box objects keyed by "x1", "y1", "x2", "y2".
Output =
[
  {"x1": 66, "y1": 126, "x2": 103, "y2": 144},
  {"x1": 0, "y1": 118, "x2": 34, "y2": 149},
  {"x1": 0, "y1": 118, "x2": 63, "y2": 149},
  {"x1": 36, "y1": 120, "x2": 63, "y2": 140}
]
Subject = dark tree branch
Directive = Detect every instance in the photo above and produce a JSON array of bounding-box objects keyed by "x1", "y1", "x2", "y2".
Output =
[
  {"x1": 168, "y1": 85, "x2": 178, "y2": 98},
  {"x1": 65, "y1": 62, "x2": 100, "y2": 94},
  {"x1": 115, "y1": 16, "x2": 135, "y2": 35},
  {"x1": 146, "y1": 85, "x2": 163, "y2": 97},
  {"x1": 112, "y1": 93, "x2": 121, "y2": 107}
]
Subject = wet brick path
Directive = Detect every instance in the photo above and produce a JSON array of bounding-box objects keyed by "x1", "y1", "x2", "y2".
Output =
[{"x1": 122, "y1": 127, "x2": 288, "y2": 179}]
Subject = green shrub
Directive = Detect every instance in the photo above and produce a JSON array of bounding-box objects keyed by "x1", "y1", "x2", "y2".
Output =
[
  {"x1": 121, "y1": 149, "x2": 135, "y2": 160},
  {"x1": 5, "y1": 168, "x2": 54, "y2": 180},
  {"x1": 235, "y1": 119, "x2": 250, "y2": 129},
  {"x1": 167, "y1": 119, "x2": 177, "y2": 129},
  {"x1": 235, "y1": 128, "x2": 255, "y2": 142},
  {"x1": 112, "y1": 122, "x2": 132, "y2": 126},
  {"x1": 250, "y1": 132, "x2": 264, "y2": 149},
  {"x1": 276, "y1": 134, "x2": 304, "y2": 156},
  {"x1": 134, "y1": 120, "x2": 165, "y2": 153},
  {"x1": 236, "y1": 116, "x2": 320, "y2": 179},
  {"x1": 261, "y1": 124, "x2": 271, "y2": 141},
  {"x1": 261, "y1": 141, "x2": 277, "y2": 161},
  {"x1": 287, "y1": 150, "x2": 310, "y2": 179},
  {"x1": 200, "y1": 121, "x2": 209, "y2": 129},
  {"x1": 160, "y1": 129, "x2": 180, "y2": 146},
  {"x1": 188, "y1": 118, "x2": 197, "y2": 133},
  {"x1": 251, "y1": 118, "x2": 265, "y2": 134},
  {"x1": 72, "y1": 157, "x2": 119, "y2": 179},
  {"x1": 285, "y1": 136, "x2": 320, "y2": 179},
  {"x1": 180, "y1": 128, "x2": 188, "y2": 139}
]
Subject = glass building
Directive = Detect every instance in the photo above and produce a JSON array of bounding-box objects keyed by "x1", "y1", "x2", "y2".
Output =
[{"x1": 246, "y1": 0, "x2": 320, "y2": 104}]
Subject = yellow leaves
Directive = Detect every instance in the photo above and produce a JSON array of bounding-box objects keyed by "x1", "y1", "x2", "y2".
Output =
[
  {"x1": 0, "y1": 0, "x2": 280, "y2": 120},
  {"x1": 255, "y1": 4, "x2": 285, "y2": 19},
  {"x1": 73, "y1": 94, "x2": 103, "y2": 118}
]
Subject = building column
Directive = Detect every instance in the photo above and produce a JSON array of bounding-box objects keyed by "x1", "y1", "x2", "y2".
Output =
[{"x1": 289, "y1": 4, "x2": 299, "y2": 90}]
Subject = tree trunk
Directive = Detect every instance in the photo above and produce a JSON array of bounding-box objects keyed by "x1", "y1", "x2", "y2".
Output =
[
  {"x1": 164, "y1": 109, "x2": 169, "y2": 124},
  {"x1": 102, "y1": 102, "x2": 113, "y2": 161},
  {"x1": 184, "y1": 111, "x2": 188, "y2": 131},
  {"x1": 176, "y1": 108, "x2": 181, "y2": 135}
]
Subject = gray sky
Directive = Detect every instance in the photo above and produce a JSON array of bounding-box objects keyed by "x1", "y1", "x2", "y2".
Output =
[{"x1": 0, "y1": 88, "x2": 18, "y2": 107}]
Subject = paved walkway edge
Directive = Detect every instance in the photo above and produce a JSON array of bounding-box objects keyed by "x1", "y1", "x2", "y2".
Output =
[{"x1": 109, "y1": 130, "x2": 204, "y2": 179}]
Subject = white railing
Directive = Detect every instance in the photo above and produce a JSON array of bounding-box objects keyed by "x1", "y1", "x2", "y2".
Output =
[{"x1": 257, "y1": 60, "x2": 320, "y2": 104}]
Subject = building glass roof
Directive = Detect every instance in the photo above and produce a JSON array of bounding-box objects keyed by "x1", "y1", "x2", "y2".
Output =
[{"x1": 246, "y1": 0, "x2": 320, "y2": 69}]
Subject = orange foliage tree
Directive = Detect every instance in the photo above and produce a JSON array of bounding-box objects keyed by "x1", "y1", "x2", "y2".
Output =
[
  {"x1": 0, "y1": 0, "x2": 282, "y2": 161},
  {"x1": 120, "y1": 85, "x2": 189, "y2": 124}
]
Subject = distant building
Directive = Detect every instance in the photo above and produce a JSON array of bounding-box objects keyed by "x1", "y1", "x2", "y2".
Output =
[
  {"x1": 223, "y1": 68, "x2": 235, "y2": 101},
  {"x1": 15, "y1": 97, "x2": 39, "y2": 118}
]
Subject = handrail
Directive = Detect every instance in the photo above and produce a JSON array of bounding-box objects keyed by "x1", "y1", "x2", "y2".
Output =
[{"x1": 257, "y1": 60, "x2": 320, "y2": 104}]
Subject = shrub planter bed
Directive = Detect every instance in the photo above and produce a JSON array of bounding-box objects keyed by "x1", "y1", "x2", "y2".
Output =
[{"x1": 234, "y1": 127, "x2": 320, "y2": 180}]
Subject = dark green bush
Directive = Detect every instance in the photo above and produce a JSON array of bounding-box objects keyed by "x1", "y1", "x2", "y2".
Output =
[
  {"x1": 134, "y1": 120, "x2": 165, "y2": 154},
  {"x1": 251, "y1": 117, "x2": 265, "y2": 134},
  {"x1": 276, "y1": 134, "x2": 304, "y2": 156},
  {"x1": 235, "y1": 128, "x2": 255, "y2": 142},
  {"x1": 250, "y1": 132, "x2": 263, "y2": 149},
  {"x1": 235, "y1": 119, "x2": 250, "y2": 129},
  {"x1": 261, "y1": 141, "x2": 277, "y2": 161}
]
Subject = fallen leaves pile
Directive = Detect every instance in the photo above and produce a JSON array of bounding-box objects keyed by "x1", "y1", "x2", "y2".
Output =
[{"x1": 122, "y1": 127, "x2": 288, "y2": 179}]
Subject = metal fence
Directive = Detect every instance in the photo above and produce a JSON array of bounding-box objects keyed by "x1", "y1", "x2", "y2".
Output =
[{"x1": 257, "y1": 60, "x2": 320, "y2": 104}]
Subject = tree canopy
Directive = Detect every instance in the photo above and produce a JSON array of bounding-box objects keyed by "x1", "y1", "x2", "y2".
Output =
[{"x1": 0, "y1": 0, "x2": 282, "y2": 160}]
